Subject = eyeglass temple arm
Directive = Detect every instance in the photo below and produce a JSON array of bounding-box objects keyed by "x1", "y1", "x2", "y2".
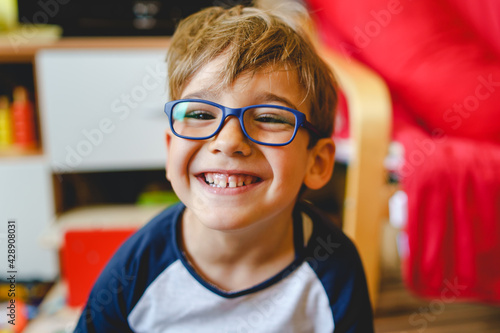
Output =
[{"x1": 301, "y1": 121, "x2": 324, "y2": 138}]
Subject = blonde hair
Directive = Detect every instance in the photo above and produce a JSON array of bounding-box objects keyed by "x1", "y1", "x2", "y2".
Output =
[{"x1": 166, "y1": 5, "x2": 337, "y2": 138}]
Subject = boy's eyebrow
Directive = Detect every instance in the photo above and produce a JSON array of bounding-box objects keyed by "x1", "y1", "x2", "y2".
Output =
[
  {"x1": 253, "y1": 92, "x2": 300, "y2": 111},
  {"x1": 182, "y1": 90, "x2": 220, "y2": 101},
  {"x1": 180, "y1": 91, "x2": 300, "y2": 111}
]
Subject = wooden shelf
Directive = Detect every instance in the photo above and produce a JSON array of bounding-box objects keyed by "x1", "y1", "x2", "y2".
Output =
[
  {"x1": 0, "y1": 145, "x2": 42, "y2": 158},
  {"x1": 0, "y1": 34, "x2": 171, "y2": 63}
]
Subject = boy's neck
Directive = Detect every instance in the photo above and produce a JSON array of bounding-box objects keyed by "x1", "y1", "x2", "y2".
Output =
[{"x1": 180, "y1": 205, "x2": 297, "y2": 292}]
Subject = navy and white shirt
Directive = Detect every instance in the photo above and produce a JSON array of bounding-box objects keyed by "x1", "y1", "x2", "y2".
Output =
[{"x1": 74, "y1": 202, "x2": 373, "y2": 332}]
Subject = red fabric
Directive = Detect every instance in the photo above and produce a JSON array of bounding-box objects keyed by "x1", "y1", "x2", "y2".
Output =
[
  {"x1": 396, "y1": 114, "x2": 500, "y2": 302},
  {"x1": 333, "y1": 91, "x2": 349, "y2": 139},
  {"x1": 450, "y1": 0, "x2": 500, "y2": 55},
  {"x1": 308, "y1": 0, "x2": 500, "y2": 302}
]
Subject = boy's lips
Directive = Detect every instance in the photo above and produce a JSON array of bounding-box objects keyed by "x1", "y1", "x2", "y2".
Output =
[{"x1": 195, "y1": 171, "x2": 262, "y2": 189}]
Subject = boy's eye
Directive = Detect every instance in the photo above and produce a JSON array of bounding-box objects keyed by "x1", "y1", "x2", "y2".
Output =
[
  {"x1": 255, "y1": 114, "x2": 292, "y2": 125},
  {"x1": 250, "y1": 108, "x2": 296, "y2": 127},
  {"x1": 185, "y1": 110, "x2": 217, "y2": 120},
  {"x1": 173, "y1": 102, "x2": 220, "y2": 121}
]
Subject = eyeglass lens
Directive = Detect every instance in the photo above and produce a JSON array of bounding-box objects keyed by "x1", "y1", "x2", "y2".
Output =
[{"x1": 172, "y1": 101, "x2": 297, "y2": 144}]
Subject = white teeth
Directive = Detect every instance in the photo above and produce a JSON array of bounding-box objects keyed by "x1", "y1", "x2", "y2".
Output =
[
  {"x1": 203, "y1": 173, "x2": 258, "y2": 188},
  {"x1": 229, "y1": 175, "x2": 237, "y2": 188},
  {"x1": 217, "y1": 174, "x2": 228, "y2": 188},
  {"x1": 206, "y1": 173, "x2": 214, "y2": 184},
  {"x1": 214, "y1": 174, "x2": 221, "y2": 187}
]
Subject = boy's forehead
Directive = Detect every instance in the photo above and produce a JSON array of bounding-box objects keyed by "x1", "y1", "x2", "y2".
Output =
[{"x1": 180, "y1": 56, "x2": 309, "y2": 110}]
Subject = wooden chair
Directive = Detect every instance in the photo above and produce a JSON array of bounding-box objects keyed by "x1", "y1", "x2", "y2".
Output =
[{"x1": 310, "y1": 29, "x2": 393, "y2": 307}]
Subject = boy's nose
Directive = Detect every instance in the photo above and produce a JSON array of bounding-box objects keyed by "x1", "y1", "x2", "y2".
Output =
[{"x1": 208, "y1": 117, "x2": 252, "y2": 156}]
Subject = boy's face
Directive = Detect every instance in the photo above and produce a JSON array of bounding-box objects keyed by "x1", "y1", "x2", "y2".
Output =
[{"x1": 165, "y1": 56, "x2": 333, "y2": 231}]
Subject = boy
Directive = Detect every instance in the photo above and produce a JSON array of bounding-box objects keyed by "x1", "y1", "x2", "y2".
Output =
[{"x1": 75, "y1": 5, "x2": 373, "y2": 332}]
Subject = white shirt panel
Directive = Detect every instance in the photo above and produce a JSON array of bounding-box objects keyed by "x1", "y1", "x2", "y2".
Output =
[{"x1": 128, "y1": 259, "x2": 334, "y2": 333}]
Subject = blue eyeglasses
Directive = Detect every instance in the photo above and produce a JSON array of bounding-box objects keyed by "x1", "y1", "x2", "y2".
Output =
[{"x1": 164, "y1": 99, "x2": 322, "y2": 146}]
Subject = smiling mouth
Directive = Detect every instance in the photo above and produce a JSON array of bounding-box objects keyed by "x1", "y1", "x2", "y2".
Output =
[{"x1": 202, "y1": 172, "x2": 261, "y2": 188}]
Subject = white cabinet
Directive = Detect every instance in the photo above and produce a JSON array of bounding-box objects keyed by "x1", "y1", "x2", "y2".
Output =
[{"x1": 36, "y1": 49, "x2": 169, "y2": 172}]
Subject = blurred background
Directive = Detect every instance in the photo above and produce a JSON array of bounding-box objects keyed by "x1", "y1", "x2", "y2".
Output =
[{"x1": 1, "y1": 0, "x2": 499, "y2": 332}]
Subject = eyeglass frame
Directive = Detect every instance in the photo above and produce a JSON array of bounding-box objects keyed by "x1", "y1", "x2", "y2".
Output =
[{"x1": 164, "y1": 99, "x2": 323, "y2": 147}]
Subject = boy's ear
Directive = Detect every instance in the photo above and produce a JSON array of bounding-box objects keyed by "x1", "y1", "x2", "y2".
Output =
[{"x1": 303, "y1": 138, "x2": 336, "y2": 190}]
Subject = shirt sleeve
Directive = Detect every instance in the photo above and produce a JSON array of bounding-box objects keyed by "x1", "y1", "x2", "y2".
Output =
[
  {"x1": 302, "y1": 203, "x2": 374, "y2": 333},
  {"x1": 73, "y1": 252, "x2": 137, "y2": 332},
  {"x1": 329, "y1": 246, "x2": 374, "y2": 333}
]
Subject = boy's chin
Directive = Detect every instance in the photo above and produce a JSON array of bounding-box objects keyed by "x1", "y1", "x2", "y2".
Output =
[
  {"x1": 185, "y1": 207, "x2": 260, "y2": 232},
  {"x1": 198, "y1": 214, "x2": 256, "y2": 232}
]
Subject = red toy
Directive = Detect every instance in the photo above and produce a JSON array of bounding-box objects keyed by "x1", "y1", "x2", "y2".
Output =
[{"x1": 62, "y1": 229, "x2": 137, "y2": 307}]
